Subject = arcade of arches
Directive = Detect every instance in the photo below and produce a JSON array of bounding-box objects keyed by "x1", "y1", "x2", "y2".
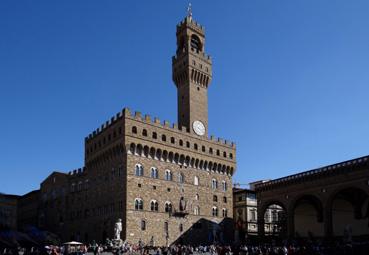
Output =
[{"x1": 255, "y1": 156, "x2": 369, "y2": 240}]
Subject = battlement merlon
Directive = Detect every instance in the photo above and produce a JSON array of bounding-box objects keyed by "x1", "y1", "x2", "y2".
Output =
[
  {"x1": 124, "y1": 108, "x2": 236, "y2": 149},
  {"x1": 58, "y1": 166, "x2": 87, "y2": 177},
  {"x1": 85, "y1": 108, "x2": 236, "y2": 149},
  {"x1": 177, "y1": 16, "x2": 205, "y2": 36},
  {"x1": 85, "y1": 109, "x2": 125, "y2": 142}
]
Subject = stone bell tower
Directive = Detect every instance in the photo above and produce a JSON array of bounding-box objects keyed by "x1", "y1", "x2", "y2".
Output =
[{"x1": 172, "y1": 10, "x2": 212, "y2": 137}]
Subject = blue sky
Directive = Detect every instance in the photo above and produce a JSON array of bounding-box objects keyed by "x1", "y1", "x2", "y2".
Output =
[{"x1": 1, "y1": 1, "x2": 369, "y2": 195}]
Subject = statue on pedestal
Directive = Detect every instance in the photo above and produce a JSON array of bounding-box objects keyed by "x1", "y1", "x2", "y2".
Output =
[{"x1": 114, "y1": 218, "x2": 122, "y2": 240}]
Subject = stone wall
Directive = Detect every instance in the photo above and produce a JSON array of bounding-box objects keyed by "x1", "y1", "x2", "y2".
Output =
[
  {"x1": 125, "y1": 152, "x2": 233, "y2": 246},
  {"x1": 124, "y1": 115, "x2": 235, "y2": 246}
]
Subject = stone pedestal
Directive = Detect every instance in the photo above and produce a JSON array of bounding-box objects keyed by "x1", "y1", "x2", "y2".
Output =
[{"x1": 112, "y1": 239, "x2": 123, "y2": 248}]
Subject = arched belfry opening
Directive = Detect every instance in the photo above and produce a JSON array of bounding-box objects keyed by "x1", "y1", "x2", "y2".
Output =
[{"x1": 190, "y1": 34, "x2": 202, "y2": 52}]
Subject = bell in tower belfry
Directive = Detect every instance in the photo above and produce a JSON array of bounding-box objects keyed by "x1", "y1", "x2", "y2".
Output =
[{"x1": 172, "y1": 8, "x2": 212, "y2": 136}]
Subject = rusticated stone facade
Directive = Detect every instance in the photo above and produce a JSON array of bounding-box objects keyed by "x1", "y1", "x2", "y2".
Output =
[
  {"x1": 37, "y1": 13, "x2": 237, "y2": 246},
  {"x1": 124, "y1": 112, "x2": 234, "y2": 245},
  {"x1": 0, "y1": 194, "x2": 19, "y2": 230}
]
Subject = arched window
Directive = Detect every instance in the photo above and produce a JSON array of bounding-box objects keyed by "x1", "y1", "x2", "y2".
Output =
[
  {"x1": 222, "y1": 208, "x2": 227, "y2": 217},
  {"x1": 186, "y1": 141, "x2": 190, "y2": 148},
  {"x1": 165, "y1": 170, "x2": 172, "y2": 181},
  {"x1": 135, "y1": 164, "x2": 143, "y2": 176},
  {"x1": 84, "y1": 179, "x2": 89, "y2": 190},
  {"x1": 190, "y1": 34, "x2": 202, "y2": 52},
  {"x1": 222, "y1": 181, "x2": 227, "y2": 192},
  {"x1": 194, "y1": 176, "x2": 199, "y2": 186},
  {"x1": 179, "y1": 140, "x2": 183, "y2": 146},
  {"x1": 171, "y1": 137, "x2": 175, "y2": 144},
  {"x1": 194, "y1": 143, "x2": 198, "y2": 150},
  {"x1": 195, "y1": 194, "x2": 199, "y2": 200},
  {"x1": 151, "y1": 167, "x2": 158, "y2": 179},
  {"x1": 212, "y1": 207, "x2": 218, "y2": 217},
  {"x1": 152, "y1": 132, "x2": 157, "y2": 139},
  {"x1": 161, "y1": 135, "x2": 166, "y2": 142},
  {"x1": 209, "y1": 148, "x2": 213, "y2": 154},
  {"x1": 164, "y1": 222, "x2": 169, "y2": 233},
  {"x1": 211, "y1": 179, "x2": 218, "y2": 190},
  {"x1": 213, "y1": 195, "x2": 218, "y2": 202},
  {"x1": 165, "y1": 202, "x2": 172, "y2": 213},
  {"x1": 202, "y1": 146, "x2": 206, "y2": 152},
  {"x1": 142, "y1": 129, "x2": 147, "y2": 137},
  {"x1": 78, "y1": 181, "x2": 83, "y2": 191},
  {"x1": 178, "y1": 173, "x2": 184, "y2": 183},
  {"x1": 179, "y1": 196, "x2": 186, "y2": 211},
  {"x1": 141, "y1": 220, "x2": 146, "y2": 230},
  {"x1": 229, "y1": 153, "x2": 233, "y2": 159},
  {"x1": 194, "y1": 206, "x2": 200, "y2": 215},
  {"x1": 132, "y1": 126, "x2": 137, "y2": 134},
  {"x1": 150, "y1": 200, "x2": 158, "y2": 211},
  {"x1": 134, "y1": 198, "x2": 143, "y2": 210},
  {"x1": 223, "y1": 151, "x2": 227, "y2": 158}
]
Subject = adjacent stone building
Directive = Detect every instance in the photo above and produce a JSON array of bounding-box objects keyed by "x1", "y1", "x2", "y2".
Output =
[
  {"x1": 233, "y1": 187, "x2": 257, "y2": 242},
  {"x1": 0, "y1": 190, "x2": 40, "y2": 233},
  {"x1": 17, "y1": 190, "x2": 40, "y2": 231},
  {"x1": 0, "y1": 193, "x2": 19, "y2": 230},
  {"x1": 233, "y1": 185, "x2": 283, "y2": 243},
  {"x1": 37, "y1": 13, "x2": 236, "y2": 246}
]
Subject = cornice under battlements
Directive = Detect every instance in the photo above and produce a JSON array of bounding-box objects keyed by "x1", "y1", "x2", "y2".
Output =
[{"x1": 85, "y1": 107, "x2": 236, "y2": 150}]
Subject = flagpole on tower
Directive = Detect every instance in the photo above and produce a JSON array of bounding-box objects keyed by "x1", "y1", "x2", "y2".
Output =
[{"x1": 187, "y1": 3, "x2": 192, "y2": 20}]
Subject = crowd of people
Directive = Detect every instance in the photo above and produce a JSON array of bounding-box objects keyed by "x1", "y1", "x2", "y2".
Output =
[{"x1": 1, "y1": 240, "x2": 369, "y2": 255}]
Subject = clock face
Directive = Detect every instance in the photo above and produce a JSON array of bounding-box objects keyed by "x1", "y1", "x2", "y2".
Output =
[{"x1": 193, "y1": 120, "x2": 205, "y2": 136}]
